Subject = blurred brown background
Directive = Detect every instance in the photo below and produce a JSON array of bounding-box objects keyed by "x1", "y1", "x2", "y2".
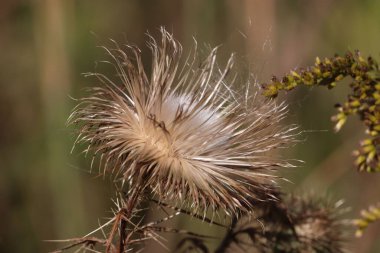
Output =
[{"x1": 1, "y1": 0, "x2": 380, "y2": 252}]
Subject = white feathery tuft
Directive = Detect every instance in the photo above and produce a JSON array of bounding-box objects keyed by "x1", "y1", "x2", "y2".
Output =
[{"x1": 68, "y1": 27, "x2": 299, "y2": 217}]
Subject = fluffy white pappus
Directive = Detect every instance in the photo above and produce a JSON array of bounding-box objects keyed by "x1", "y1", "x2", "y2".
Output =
[{"x1": 68, "y1": 28, "x2": 299, "y2": 217}]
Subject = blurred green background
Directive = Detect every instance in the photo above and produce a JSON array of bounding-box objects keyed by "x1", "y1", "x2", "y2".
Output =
[{"x1": 1, "y1": 0, "x2": 380, "y2": 252}]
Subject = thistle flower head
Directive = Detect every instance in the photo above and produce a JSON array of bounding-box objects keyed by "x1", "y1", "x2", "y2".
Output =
[
  {"x1": 69, "y1": 28, "x2": 298, "y2": 217},
  {"x1": 288, "y1": 196, "x2": 346, "y2": 253},
  {"x1": 224, "y1": 195, "x2": 346, "y2": 253}
]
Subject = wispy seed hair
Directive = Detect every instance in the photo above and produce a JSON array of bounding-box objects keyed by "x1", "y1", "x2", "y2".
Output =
[{"x1": 68, "y1": 27, "x2": 298, "y2": 217}]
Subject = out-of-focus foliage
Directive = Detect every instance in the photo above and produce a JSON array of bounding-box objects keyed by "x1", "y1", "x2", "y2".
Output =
[{"x1": 263, "y1": 51, "x2": 380, "y2": 172}]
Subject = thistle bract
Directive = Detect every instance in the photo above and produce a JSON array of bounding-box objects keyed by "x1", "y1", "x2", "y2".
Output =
[{"x1": 69, "y1": 28, "x2": 298, "y2": 217}]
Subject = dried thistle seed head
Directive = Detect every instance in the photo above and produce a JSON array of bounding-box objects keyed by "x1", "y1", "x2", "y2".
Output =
[
  {"x1": 224, "y1": 195, "x2": 346, "y2": 253},
  {"x1": 68, "y1": 28, "x2": 298, "y2": 217},
  {"x1": 288, "y1": 196, "x2": 346, "y2": 253}
]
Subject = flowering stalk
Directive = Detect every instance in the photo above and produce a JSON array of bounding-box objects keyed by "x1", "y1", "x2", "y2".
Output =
[{"x1": 262, "y1": 51, "x2": 380, "y2": 172}]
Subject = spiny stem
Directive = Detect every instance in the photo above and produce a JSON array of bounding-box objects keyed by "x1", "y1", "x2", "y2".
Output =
[
  {"x1": 118, "y1": 218, "x2": 127, "y2": 253},
  {"x1": 118, "y1": 186, "x2": 143, "y2": 253}
]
